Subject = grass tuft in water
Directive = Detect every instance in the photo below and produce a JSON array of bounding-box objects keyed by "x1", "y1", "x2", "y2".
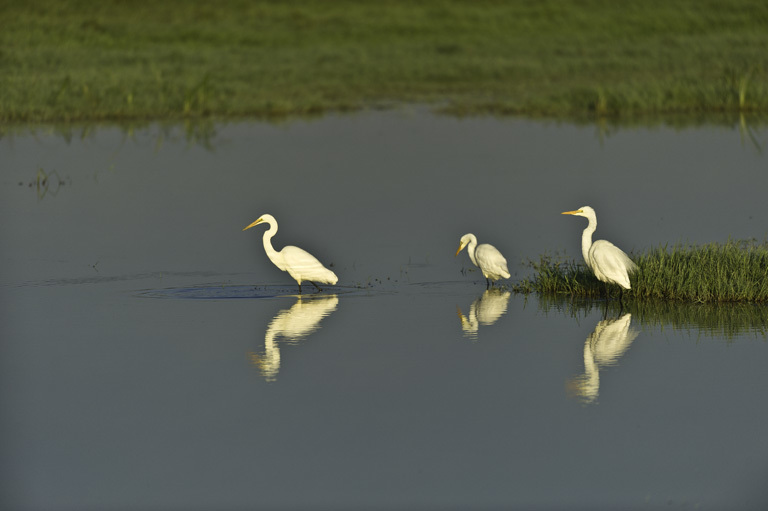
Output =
[
  {"x1": 511, "y1": 254, "x2": 607, "y2": 297},
  {"x1": 513, "y1": 240, "x2": 768, "y2": 303}
]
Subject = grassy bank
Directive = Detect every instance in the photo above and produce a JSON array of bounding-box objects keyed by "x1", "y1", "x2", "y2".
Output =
[
  {"x1": 1, "y1": 0, "x2": 768, "y2": 122},
  {"x1": 512, "y1": 240, "x2": 768, "y2": 303}
]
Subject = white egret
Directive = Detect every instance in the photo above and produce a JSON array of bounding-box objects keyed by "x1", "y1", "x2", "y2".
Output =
[
  {"x1": 561, "y1": 206, "x2": 637, "y2": 295},
  {"x1": 243, "y1": 214, "x2": 338, "y2": 293},
  {"x1": 455, "y1": 233, "x2": 511, "y2": 288}
]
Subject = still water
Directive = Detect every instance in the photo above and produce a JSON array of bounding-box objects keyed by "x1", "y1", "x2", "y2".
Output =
[{"x1": 2, "y1": 111, "x2": 767, "y2": 510}]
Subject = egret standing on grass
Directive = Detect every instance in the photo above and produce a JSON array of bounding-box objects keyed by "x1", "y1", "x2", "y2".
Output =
[
  {"x1": 455, "y1": 233, "x2": 511, "y2": 288},
  {"x1": 243, "y1": 214, "x2": 338, "y2": 293},
  {"x1": 561, "y1": 206, "x2": 637, "y2": 297}
]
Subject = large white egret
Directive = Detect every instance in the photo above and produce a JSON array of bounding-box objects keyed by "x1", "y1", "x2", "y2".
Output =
[
  {"x1": 243, "y1": 214, "x2": 338, "y2": 293},
  {"x1": 561, "y1": 206, "x2": 637, "y2": 294},
  {"x1": 455, "y1": 233, "x2": 511, "y2": 288}
]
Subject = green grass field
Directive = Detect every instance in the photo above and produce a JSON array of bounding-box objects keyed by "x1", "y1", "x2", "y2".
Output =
[
  {"x1": 513, "y1": 240, "x2": 768, "y2": 303},
  {"x1": 2, "y1": 0, "x2": 767, "y2": 122}
]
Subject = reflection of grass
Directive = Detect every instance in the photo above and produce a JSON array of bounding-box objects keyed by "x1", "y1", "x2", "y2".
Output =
[
  {"x1": 536, "y1": 295, "x2": 768, "y2": 339},
  {"x1": 2, "y1": 0, "x2": 768, "y2": 121},
  {"x1": 632, "y1": 300, "x2": 768, "y2": 339},
  {"x1": 1, "y1": 120, "x2": 220, "y2": 152},
  {"x1": 513, "y1": 240, "x2": 768, "y2": 303}
]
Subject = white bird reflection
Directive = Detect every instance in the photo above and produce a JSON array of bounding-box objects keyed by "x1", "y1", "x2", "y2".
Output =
[
  {"x1": 567, "y1": 312, "x2": 639, "y2": 404},
  {"x1": 456, "y1": 288, "x2": 511, "y2": 340},
  {"x1": 248, "y1": 295, "x2": 338, "y2": 382}
]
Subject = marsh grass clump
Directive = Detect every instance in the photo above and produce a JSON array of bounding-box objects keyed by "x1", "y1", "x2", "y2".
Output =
[
  {"x1": 511, "y1": 255, "x2": 604, "y2": 297},
  {"x1": 514, "y1": 240, "x2": 768, "y2": 303},
  {"x1": 633, "y1": 240, "x2": 768, "y2": 302}
]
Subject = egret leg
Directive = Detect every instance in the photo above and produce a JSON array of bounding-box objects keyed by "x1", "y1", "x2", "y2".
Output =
[
  {"x1": 298, "y1": 282, "x2": 302, "y2": 294},
  {"x1": 486, "y1": 278, "x2": 491, "y2": 289},
  {"x1": 311, "y1": 281, "x2": 322, "y2": 292}
]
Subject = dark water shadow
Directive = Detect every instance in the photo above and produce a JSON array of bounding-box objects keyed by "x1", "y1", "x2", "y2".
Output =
[
  {"x1": 3, "y1": 110, "x2": 766, "y2": 152},
  {"x1": 136, "y1": 284, "x2": 359, "y2": 300},
  {"x1": 12, "y1": 271, "x2": 227, "y2": 288},
  {"x1": 135, "y1": 279, "x2": 486, "y2": 300},
  {"x1": 1, "y1": 119, "x2": 221, "y2": 151},
  {"x1": 537, "y1": 295, "x2": 768, "y2": 339}
]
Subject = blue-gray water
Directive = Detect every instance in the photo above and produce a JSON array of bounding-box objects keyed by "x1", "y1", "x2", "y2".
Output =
[{"x1": 2, "y1": 111, "x2": 767, "y2": 510}]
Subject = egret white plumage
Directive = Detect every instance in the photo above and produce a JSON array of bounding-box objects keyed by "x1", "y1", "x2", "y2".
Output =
[
  {"x1": 455, "y1": 233, "x2": 511, "y2": 288},
  {"x1": 243, "y1": 214, "x2": 338, "y2": 293},
  {"x1": 561, "y1": 206, "x2": 637, "y2": 294}
]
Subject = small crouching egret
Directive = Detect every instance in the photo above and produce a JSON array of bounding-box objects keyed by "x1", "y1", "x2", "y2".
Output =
[
  {"x1": 243, "y1": 214, "x2": 338, "y2": 294},
  {"x1": 561, "y1": 206, "x2": 637, "y2": 298},
  {"x1": 455, "y1": 233, "x2": 511, "y2": 288}
]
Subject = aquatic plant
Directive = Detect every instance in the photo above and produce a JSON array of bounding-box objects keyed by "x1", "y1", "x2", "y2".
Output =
[{"x1": 513, "y1": 240, "x2": 768, "y2": 303}]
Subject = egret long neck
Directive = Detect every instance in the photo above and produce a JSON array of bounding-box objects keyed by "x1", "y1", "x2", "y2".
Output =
[
  {"x1": 262, "y1": 222, "x2": 286, "y2": 270},
  {"x1": 467, "y1": 237, "x2": 478, "y2": 267},
  {"x1": 581, "y1": 217, "x2": 596, "y2": 266}
]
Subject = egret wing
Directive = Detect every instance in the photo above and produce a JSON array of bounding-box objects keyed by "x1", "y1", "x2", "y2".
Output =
[
  {"x1": 588, "y1": 240, "x2": 636, "y2": 289},
  {"x1": 282, "y1": 245, "x2": 338, "y2": 285},
  {"x1": 475, "y1": 244, "x2": 511, "y2": 280}
]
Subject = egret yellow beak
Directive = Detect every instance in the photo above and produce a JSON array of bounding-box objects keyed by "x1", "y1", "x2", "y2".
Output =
[
  {"x1": 561, "y1": 209, "x2": 582, "y2": 215},
  {"x1": 455, "y1": 245, "x2": 464, "y2": 257},
  {"x1": 242, "y1": 218, "x2": 264, "y2": 231}
]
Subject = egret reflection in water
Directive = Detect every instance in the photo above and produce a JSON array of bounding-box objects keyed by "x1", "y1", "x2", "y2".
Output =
[
  {"x1": 567, "y1": 312, "x2": 639, "y2": 404},
  {"x1": 248, "y1": 295, "x2": 339, "y2": 381},
  {"x1": 456, "y1": 288, "x2": 512, "y2": 340}
]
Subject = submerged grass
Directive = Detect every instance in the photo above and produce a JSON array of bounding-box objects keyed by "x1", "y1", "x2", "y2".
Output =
[
  {"x1": 513, "y1": 240, "x2": 768, "y2": 303},
  {"x1": 2, "y1": 0, "x2": 768, "y2": 121}
]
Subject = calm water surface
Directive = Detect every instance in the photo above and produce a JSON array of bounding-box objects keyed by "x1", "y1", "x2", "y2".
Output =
[{"x1": 2, "y1": 111, "x2": 767, "y2": 510}]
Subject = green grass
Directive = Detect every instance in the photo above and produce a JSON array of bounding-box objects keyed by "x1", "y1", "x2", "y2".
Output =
[
  {"x1": 513, "y1": 240, "x2": 768, "y2": 303},
  {"x1": 2, "y1": 0, "x2": 768, "y2": 122}
]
